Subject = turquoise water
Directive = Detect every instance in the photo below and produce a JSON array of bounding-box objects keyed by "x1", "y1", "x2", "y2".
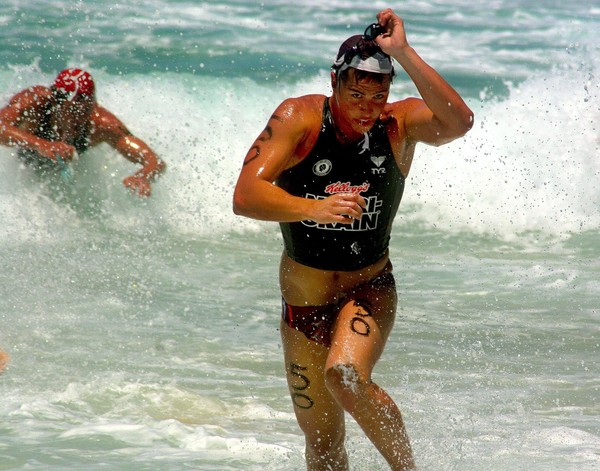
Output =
[{"x1": 0, "y1": 1, "x2": 599, "y2": 470}]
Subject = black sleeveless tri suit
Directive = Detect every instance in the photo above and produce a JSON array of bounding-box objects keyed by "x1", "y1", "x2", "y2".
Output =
[{"x1": 276, "y1": 98, "x2": 405, "y2": 271}]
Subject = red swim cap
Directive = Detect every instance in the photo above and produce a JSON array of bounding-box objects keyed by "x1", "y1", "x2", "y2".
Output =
[{"x1": 53, "y1": 68, "x2": 96, "y2": 100}]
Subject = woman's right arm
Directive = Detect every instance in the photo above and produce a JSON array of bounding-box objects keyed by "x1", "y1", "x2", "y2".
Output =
[{"x1": 233, "y1": 97, "x2": 365, "y2": 224}]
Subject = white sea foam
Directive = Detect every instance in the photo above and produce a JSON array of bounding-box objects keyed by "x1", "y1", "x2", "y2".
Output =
[
  {"x1": 523, "y1": 427, "x2": 600, "y2": 459},
  {"x1": 403, "y1": 59, "x2": 600, "y2": 239},
  {"x1": 2, "y1": 55, "x2": 596, "y2": 245}
]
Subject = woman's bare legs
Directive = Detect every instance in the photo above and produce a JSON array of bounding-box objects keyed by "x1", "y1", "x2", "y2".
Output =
[{"x1": 280, "y1": 273, "x2": 415, "y2": 470}]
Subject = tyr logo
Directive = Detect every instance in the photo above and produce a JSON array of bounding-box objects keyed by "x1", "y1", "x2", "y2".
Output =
[{"x1": 371, "y1": 155, "x2": 386, "y2": 174}]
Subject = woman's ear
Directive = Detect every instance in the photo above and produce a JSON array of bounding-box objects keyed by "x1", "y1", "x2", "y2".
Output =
[{"x1": 330, "y1": 70, "x2": 337, "y2": 90}]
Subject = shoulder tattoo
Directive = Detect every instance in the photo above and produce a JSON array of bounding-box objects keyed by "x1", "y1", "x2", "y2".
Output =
[{"x1": 243, "y1": 114, "x2": 284, "y2": 166}]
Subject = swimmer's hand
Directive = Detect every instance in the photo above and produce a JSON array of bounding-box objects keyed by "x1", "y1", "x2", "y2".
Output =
[
  {"x1": 379, "y1": 104, "x2": 396, "y2": 124},
  {"x1": 36, "y1": 141, "x2": 76, "y2": 163},
  {"x1": 309, "y1": 193, "x2": 366, "y2": 225},
  {"x1": 123, "y1": 161, "x2": 164, "y2": 197},
  {"x1": 123, "y1": 174, "x2": 152, "y2": 197}
]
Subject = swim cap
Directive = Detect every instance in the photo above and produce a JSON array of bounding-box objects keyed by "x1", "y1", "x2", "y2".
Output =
[
  {"x1": 53, "y1": 68, "x2": 96, "y2": 100},
  {"x1": 332, "y1": 35, "x2": 394, "y2": 75}
]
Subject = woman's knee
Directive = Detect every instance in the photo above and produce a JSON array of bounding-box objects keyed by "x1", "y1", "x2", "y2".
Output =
[{"x1": 325, "y1": 363, "x2": 370, "y2": 413}]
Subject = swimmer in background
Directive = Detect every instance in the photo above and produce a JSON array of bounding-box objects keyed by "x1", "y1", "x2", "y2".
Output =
[
  {"x1": 233, "y1": 8, "x2": 473, "y2": 471},
  {"x1": 0, "y1": 68, "x2": 165, "y2": 197},
  {"x1": 0, "y1": 349, "x2": 9, "y2": 374}
]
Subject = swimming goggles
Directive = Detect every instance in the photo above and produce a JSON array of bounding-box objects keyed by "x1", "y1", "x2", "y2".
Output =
[{"x1": 363, "y1": 23, "x2": 385, "y2": 41}]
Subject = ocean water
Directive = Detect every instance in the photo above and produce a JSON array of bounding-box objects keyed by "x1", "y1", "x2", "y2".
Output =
[{"x1": 0, "y1": 1, "x2": 599, "y2": 470}]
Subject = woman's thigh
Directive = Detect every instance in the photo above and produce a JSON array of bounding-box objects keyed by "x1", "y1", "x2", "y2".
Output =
[{"x1": 326, "y1": 272, "x2": 397, "y2": 379}]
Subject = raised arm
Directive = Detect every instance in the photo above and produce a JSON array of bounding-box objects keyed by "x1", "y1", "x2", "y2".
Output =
[
  {"x1": 376, "y1": 8, "x2": 474, "y2": 146},
  {"x1": 90, "y1": 105, "x2": 165, "y2": 197},
  {"x1": 233, "y1": 96, "x2": 365, "y2": 224}
]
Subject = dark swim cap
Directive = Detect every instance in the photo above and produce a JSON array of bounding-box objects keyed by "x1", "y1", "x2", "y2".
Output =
[{"x1": 332, "y1": 35, "x2": 394, "y2": 75}]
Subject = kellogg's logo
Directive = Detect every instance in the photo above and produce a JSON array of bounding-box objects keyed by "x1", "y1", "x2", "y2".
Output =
[{"x1": 324, "y1": 181, "x2": 370, "y2": 195}]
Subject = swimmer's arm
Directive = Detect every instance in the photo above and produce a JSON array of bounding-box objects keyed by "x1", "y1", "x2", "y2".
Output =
[
  {"x1": 233, "y1": 99, "x2": 309, "y2": 222},
  {"x1": 376, "y1": 9, "x2": 474, "y2": 146},
  {"x1": 114, "y1": 134, "x2": 165, "y2": 180},
  {"x1": 91, "y1": 106, "x2": 166, "y2": 196},
  {"x1": 233, "y1": 97, "x2": 365, "y2": 224},
  {"x1": 0, "y1": 87, "x2": 72, "y2": 161},
  {"x1": 0, "y1": 348, "x2": 9, "y2": 374}
]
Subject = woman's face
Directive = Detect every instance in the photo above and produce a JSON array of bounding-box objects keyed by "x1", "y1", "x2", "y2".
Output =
[{"x1": 333, "y1": 68, "x2": 391, "y2": 136}]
